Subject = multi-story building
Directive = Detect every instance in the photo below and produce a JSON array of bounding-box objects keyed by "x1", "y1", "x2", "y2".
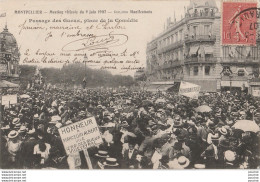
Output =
[
  {"x1": 0, "y1": 25, "x2": 20, "y2": 84},
  {"x1": 146, "y1": 0, "x2": 260, "y2": 94}
]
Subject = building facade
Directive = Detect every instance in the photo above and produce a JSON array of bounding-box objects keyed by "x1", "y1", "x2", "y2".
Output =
[
  {"x1": 146, "y1": 0, "x2": 260, "y2": 93},
  {"x1": 0, "y1": 25, "x2": 20, "y2": 84}
]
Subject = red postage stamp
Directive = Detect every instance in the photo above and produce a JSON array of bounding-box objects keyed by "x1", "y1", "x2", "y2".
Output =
[{"x1": 222, "y1": 2, "x2": 257, "y2": 45}]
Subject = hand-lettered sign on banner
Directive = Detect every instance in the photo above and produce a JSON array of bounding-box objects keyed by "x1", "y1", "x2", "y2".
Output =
[{"x1": 58, "y1": 117, "x2": 103, "y2": 155}]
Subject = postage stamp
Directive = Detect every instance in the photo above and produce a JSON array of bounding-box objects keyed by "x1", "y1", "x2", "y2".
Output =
[{"x1": 222, "y1": 1, "x2": 257, "y2": 45}]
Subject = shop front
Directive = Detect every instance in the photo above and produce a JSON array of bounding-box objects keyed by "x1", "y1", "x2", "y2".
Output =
[{"x1": 249, "y1": 78, "x2": 260, "y2": 97}]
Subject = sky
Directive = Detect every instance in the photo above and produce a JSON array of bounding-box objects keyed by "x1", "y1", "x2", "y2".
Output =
[{"x1": 0, "y1": 0, "x2": 221, "y2": 76}]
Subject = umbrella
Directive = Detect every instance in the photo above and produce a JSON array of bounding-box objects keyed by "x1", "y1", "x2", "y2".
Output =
[
  {"x1": 100, "y1": 122, "x2": 116, "y2": 128},
  {"x1": 195, "y1": 105, "x2": 212, "y2": 113},
  {"x1": 122, "y1": 106, "x2": 135, "y2": 113},
  {"x1": 50, "y1": 115, "x2": 61, "y2": 123},
  {"x1": 20, "y1": 94, "x2": 30, "y2": 99},
  {"x1": 232, "y1": 120, "x2": 260, "y2": 133},
  {"x1": 155, "y1": 98, "x2": 166, "y2": 104}
]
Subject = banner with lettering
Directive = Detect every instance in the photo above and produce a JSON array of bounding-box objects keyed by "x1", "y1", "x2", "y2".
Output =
[
  {"x1": 1, "y1": 94, "x2": 18, "y2": 106},
  {"x1": 179, "y1": 81, "x2": 201, "y2": 99},
  {"x1": 58, "y1": 117, "x2": 103, "y2": 155}
]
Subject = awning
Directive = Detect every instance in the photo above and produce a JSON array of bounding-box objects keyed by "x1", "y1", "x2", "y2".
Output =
[
  {"x1": 190, "y1": 46, "x2": 199, "y2": 55},
  {"x1": 183, "y1": 80, "x2": 217, "y2": 92},
  {"x1": 204, "y1": 46, "x2": 213, "y2": 54},
  {"x1": 145, "y1": 84, "x2": 174, "y2": 92},
  {"x1": 221, "y1": 81, "x2": 249, "y2": 87}
]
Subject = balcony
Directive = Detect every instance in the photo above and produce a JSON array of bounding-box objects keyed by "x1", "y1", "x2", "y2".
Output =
[
  {"x1": 221, "y1": 57, "x2": 260, "y2": 65},
  {"x1": 157, "y1": 41, "x2": 184, "y2": 54},
  {"x1": 184, "y1": 57, "x2": 217, "y2": 64},
  {"x1": 184, "y1": 35, "x2": 216, "y2": 44},
  {"x1": 156, "y1": 59, "x2": 183, "y2": 70},
  {"x1": 185, "y1": 11, "x2": 216, "y2": 21}
]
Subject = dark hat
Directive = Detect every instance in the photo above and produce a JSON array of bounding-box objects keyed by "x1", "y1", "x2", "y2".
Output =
[
  {"x1": 219, "y1": 139, "x2": 230, "y2": 149},
  {"x1": 128, "y1": 136, "x2": 137, "y2": 145},
  {"x1": 173, "y1": 142, "x2": 182, "y2": 151}
]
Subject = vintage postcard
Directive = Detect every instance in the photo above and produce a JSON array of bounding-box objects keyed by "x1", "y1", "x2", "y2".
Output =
[{"x1": 0, "y1": 0, "x2": 259, "y2": 170}]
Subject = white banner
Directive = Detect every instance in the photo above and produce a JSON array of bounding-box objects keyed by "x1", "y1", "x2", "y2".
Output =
[
  {"x1": 0, "y1": 64, "x2": 7, "y2": 73},
  {"x1": 58, "y1": 117, "x2": 103, "y2": 155},
  {"x1": 252, "y1": 89, "x2": 260, "y2": 97},
  {"x1": 179, "y1": 81, "x2": 201, "y2": 99},
  {"x1": 1, "y1": 94, "x2": 18, "y2": 106}
]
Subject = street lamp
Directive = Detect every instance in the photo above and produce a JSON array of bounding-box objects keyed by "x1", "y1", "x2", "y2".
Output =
[{"x1": 229, "y1": 74, "x2": 232, "y2": 93}]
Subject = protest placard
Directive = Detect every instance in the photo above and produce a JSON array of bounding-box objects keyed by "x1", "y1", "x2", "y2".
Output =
[
  {"x1": 1, "y1": 94, "x2": 18, "y2": 106},
  {"x1": 179, "y1": 81, "x2": 201, "y2": 99},
  {"x1": 58, "y1": 117, "x2": 103, "y2": 155}
]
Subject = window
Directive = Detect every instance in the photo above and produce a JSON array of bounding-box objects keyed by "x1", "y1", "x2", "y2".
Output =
[
  {"x1": 223, "y1": 46, "x2": 229, "y2": 58},
  {"x1": 204, "y1": 25, "x2": 210, "y2": 35},
  {"x1": 252, "y1": 47, "x2": 258, "y2": 59},
  {"x1": 236, "y1": 47, "x2": 244, "y2": 58},
  {"x1": 193, "y1": 66, "x2": 199, "y2": 76},
  {"x1": 179, "y1": 30, "x2": 183, "y2": 41},
  {"x1": 238, "y1": 69, "x2": 245, "y2": 76},
  {"x1": 180, "y1": 49, "x2": 183, "y2": 60},
  {"x1": 222, "y1": 66, "x2": 232, "y2": 76},
  {"x1": 187, "y1": 67, "x2": 190, "y2": 76},
  {"x1": 205, "y1": 66, "x2": 210, "y2": 75},
  {"x1": 193, "y1": 26, "x2": 198, "y2": 36},
  {"x1": 176, "y1": 32, "x2": 178, "y2": 42}
]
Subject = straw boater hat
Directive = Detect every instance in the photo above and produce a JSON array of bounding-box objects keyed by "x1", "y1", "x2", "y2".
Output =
[
  {"x1": 103, "y1": 158, "x2": 119, "y2": 167},
  {"x1": 95, "y1": 150, "x2": 109, "y2": 158},
  {"x1": 194, "y1": 164, "x2": 206, "y2": 169},
  {"x1": 168, "y1": 156, "x2": 190, "y2": 169},
  {"x1": 219, "y1": 127, "x2": 228, "y2": 135},
  {"x1": 224, "y1": 150, "x2": 236, "y2": 162},
  {"x1": 177, "y1": 156, "x2": 190, "y2": 168},
  {"x1": 14, "y1": 123, "x2": 22, "y2": 130},
  {"x1": 1, "y1": 125, "x2": 10, "y2": 130},
  {"x1": 18, "y1": 126, "x2": 27, "y2": 133},
  {"x1": 27, "y1": 128, "x2": 36, "y2": 135},
  {"x1": 8, "y1": 130, "x2": 19, "y2": 139},
  {"x1": 12, "y1": 118, "x2": 20, "y2": 125},
  {"x1": 55, "y1": 122, "x2": 63, "y2": 129},
  {"x1": 33, "y1": 114, "x2": 39, "y2": 119}
]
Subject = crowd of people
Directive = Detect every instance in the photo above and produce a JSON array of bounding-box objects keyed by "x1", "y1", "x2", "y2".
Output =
[{"x1": 1, "y1": 87, "x2": 260, "y2": 169}]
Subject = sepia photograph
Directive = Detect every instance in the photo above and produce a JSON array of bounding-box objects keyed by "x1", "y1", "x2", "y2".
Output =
[{"x1": 0, "y1": 0, "x2": 260, "y2": 171}]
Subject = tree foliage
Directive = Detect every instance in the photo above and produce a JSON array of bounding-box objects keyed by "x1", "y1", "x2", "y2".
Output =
[{"x1": 20, "y1": 64, "x2": 135, "y2": 88}]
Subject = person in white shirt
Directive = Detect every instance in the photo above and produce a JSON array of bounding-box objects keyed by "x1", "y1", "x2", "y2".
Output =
[{"x1": 33, "y1": 140, "x2": 51, "y2": 165}]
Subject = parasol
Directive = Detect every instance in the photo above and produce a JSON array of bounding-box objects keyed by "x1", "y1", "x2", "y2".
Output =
[
  {"x1": 195, "y1": 105, "x2": 212, "y2": 113},
  {"x1": 155, "y1": 98, "x2": 167, "y2": 104},
  {"x1": 50, "y1": 115, "x2": 61, "y2": 123},
  {"x1": 20, "y1": 94, "x2": 30, "y2": 99},
  {"x1": 142, "y1": 100, "x2": 153, "y2": 106},
  {"x1": 232, "y1": 120, "x2": 260, "y2": 133}
]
